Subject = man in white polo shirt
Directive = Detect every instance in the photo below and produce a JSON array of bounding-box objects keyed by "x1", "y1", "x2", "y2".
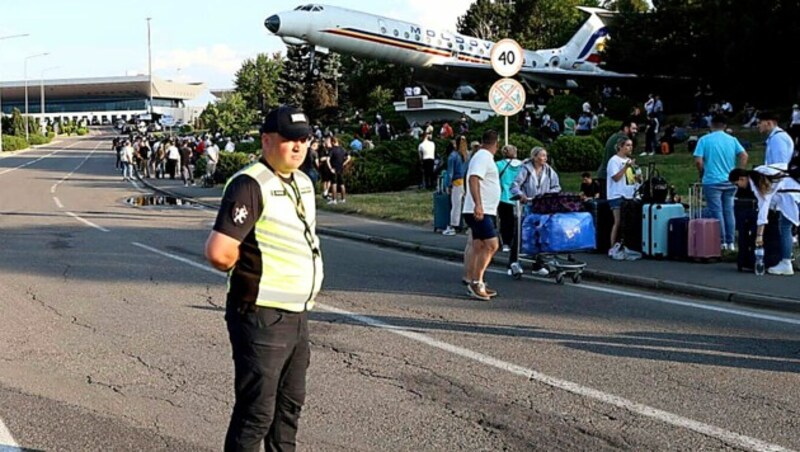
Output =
[{"x1": 462, "y1": 130, "x2": 501, "y2": 301}]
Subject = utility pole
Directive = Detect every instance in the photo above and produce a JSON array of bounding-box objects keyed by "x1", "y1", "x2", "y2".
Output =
[
  {"x1": 147, "y1": 17, "x2": 153, "y2": 116},
  {"x1": 24, "y1": 52, "x2": 49, "y2": 141},
  {"x1": 40, "y1": 66, "x2": 59, "y2": 134}
]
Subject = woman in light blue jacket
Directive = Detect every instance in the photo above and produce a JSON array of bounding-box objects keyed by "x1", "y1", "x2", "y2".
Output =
[{"x1": 511, "y1": 146, "x2": 561, "y2": 203}]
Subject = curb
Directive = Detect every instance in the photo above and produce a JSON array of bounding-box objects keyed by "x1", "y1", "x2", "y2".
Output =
[{"x1": 137, "y1": 178, "x2": 800, "y2": 314}]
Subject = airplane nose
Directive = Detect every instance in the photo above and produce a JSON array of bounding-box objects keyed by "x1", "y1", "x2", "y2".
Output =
[{"x1": 265, "y1": 15, "x2": 281, "y2": 33}]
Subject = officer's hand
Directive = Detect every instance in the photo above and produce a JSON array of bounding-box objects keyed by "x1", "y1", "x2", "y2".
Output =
[{"x1": 755, "y1": 236, "x2": 764, "y2": 248}]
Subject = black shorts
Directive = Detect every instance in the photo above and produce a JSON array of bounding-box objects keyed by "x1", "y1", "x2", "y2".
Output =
[
  {"x1": 463, "y1": 214, "x2": 497, "y2": 240},
  {"x1": 320, "y1": 165, "x2": 332, "y2": 182},
  {"x1": 333, "y1": 172, "x2": 344, "y2": 187}
]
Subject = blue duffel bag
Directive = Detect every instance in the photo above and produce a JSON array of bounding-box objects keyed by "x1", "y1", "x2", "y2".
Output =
[
  {"x1": 521, "y1": 213, "x2": 548, "y2": 256},
  {"x1": 539, "y1": 212, "x2": 596, "y2": 252}
]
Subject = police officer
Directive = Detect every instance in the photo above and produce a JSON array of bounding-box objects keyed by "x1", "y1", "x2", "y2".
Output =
[{"x1": 205, "y1": 105, "x2": 323, "y2": 452}]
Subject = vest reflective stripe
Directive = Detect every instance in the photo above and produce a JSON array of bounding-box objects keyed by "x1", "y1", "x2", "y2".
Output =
[{"x1": 226, "y1": 163, "x2": 323, "y2": 312}]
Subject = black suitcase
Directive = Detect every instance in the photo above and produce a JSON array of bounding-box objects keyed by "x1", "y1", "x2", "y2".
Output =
[
  {"x1": 734, "y1": 199, "x2": 782, "y2": 271},
  {"x1": 621, "y1": 199, "x2": 643, "y2": 251},
  {"x1": 668, "y1": 216, "x2": 689, "y2": 259},
  {"x1": 584, "y1": 199, "x2": 613, "y2": 253}
]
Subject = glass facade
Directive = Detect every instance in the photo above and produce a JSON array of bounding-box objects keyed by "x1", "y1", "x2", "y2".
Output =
[{"x1": 1, "y1": 97, "x2": 182, "y2": 114}]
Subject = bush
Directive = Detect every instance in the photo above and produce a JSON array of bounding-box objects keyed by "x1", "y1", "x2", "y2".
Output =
[
  {"x1": 28, "y1": 134, "x2": 51, "y2": 145},
  {"x1": 545, "y1": 94, "x2": 583, "y2": 123},
  {"x1": 233, "y1": 140, "x2": 261, "y2": 154},
  {"x1": 76, "y1": 128, "x2": 89, "y2": 136},
  {"x1": 218, "y1": 152, "x2": 255, "y2": 181},
  {"x1": 507, "y1": 133, "x2": 544, "y2": 158},
  {"x1": 547, "y1": 136, "x2": 604, "y2": 173},
  {"x1": 591, "y1": 117, "x2": 621, "y2": 148},
  {"x1": 179, "y1": 124, "x2": 194, "y2": 135},
  {"x1": 347, "y1": 139, "x2": 421, "y2": 193},
  {"x1": 2, "y1": 135, "x2": 29, "y2": 152},
  {"x1": 46, "y1": 131, "x2": 55, "y2": 139},
  {"x1": 604, "y1": 96, "x2": 637, "y2": 120}
]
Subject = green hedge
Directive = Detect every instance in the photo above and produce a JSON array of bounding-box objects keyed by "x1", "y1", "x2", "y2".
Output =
[
  {"x1": 28, "y1": 134, "x2": 50, "y2": 145},
  {"x1": 347, "y1": 139, "x2": 420, "y2": 193},
  {"x1": 507, "y1": 133, "x2": 544, "y2": 158},
  {"x1": 2, "y1": 135, "x2": 28, "y2": 152},
  {"x1": 76, "y1": 128, "x2": 89, "y2": 136},
  {"x1": 194, "y1": 151, "x2": 255, "y2": 181},
  {"x1": 547, "y1": 135, "x2": 603, "y2": 173},
  {"x1": 591, "y1": 117, "x2": 621, "y2": 148}
]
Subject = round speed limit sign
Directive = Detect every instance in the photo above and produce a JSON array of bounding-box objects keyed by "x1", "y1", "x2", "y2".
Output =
[{"x1": 490, "y1": 39, "x2": 524, "y2": 77}]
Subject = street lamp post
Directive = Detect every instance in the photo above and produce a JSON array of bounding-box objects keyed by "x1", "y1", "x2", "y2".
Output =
[
  {"x1": 147, "y1": 17, "x2": 153, "y2": 116},
  {"x1": 40, "y1": 66, "x2": 59, "y2": 134},
  {"x1": 24, "y1": 52, "x2": 49, "y2": 141},
  {"x1": 0, "y1": 33, "x2": 30, "y2": 154}
]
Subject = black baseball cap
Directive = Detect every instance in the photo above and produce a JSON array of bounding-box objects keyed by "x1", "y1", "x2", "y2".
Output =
[{"x1": 260, "y1": 105, "x2": 312, "y2": 140}]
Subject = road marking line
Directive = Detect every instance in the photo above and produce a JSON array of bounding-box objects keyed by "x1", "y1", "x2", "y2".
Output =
[
  {"x1": 50, "y1": 141, "x2": 102, "y2": 194},
  {"x1": 65, "y1": 212, "x2": 110, "y2": 232},
  {"x1": 323, "y1": 236, "x2": 800, "y2": 326},
  {"x1": 53, "y1": 197, "x2": 63, "y2": 209},
  {"x1": 0, "y1": 141, "x2": 82, "y2": 177},
  {"x1": 317, "y1": 304, "x2": 791, "y2": 452},
  {"x1": 134, "y1": 243, "x2": 792, "y2": 452},
  {"x1": 0, "y1": 417, "x2": 20, "y2": 449},
  {"x1": 131, "y1": 242, "x2": 225, "y2": 276}
]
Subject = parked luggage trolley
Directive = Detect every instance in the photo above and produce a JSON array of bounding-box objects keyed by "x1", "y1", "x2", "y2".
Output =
[{"x1": 508, "y1": 196, "x2": 593, "y2": 285}]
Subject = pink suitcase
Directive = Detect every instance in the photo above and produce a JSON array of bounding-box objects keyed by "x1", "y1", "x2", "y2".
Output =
[{"x1": 688, "y1": 184, "x2": 721, "y2": 259}]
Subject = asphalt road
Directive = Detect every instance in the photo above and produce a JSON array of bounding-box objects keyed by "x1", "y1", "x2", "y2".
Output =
[{"x1": 1, "y1": 134, "x2": 799, "y2": 451}]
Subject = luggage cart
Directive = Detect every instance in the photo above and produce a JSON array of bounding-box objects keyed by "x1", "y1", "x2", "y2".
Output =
[{"x1": 508, "y1": 199, "x2": 588, "y2": 285}]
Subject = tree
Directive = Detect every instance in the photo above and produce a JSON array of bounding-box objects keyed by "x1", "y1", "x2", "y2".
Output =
[
  {"x1": 338, "y1": 56, "x2": 414, "y2": 113},
  {"x1": 509, "y1": 0, "x2": 601, "y2": 50},
  {"x1": 234, "y1": 53, "x2": 284, "y2": 114},
  {"x1": 11, "y1": 108, "x2": 26, "y2": 137},
  {"x1": 601, "y1": 0, "x2": 649, "y2": 13},
  {"x1": 199, "y1": 93, "x2": 258, "y2": 139},
  {"x1": 456, "y1": 0, "x2": 513, "y2": 41},
  {"x1": 278, "y1": 45, "x2": 309, "y2": 108}
]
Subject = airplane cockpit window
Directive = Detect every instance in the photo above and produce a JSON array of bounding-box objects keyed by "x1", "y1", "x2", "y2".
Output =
[{"x1": 312, "y1": 5, "x2": 323, "y2": 11}]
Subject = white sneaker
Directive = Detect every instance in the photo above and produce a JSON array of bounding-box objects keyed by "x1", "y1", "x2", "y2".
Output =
[
  {"x1": 767, "y1": 259, "x2": 795, "y2": 276},
  {"x1": 726, "y1": 243, "x2": 736, "y2": 252},
  {"x1": 639, "y1": 152, "x2": 649, "y2": 157},
  {"x1": 340, "y1": 199, "x2": 346, "y2": 203},
  {"x1": 442, "y1": 227, "x2": 456, "y2": 236},
  {"x1": 502, "y1": 245, "x2": 511, "y2": 253},
  {"x1": 622, "y1": 247, "x2": 643, "y2": 261},
  {"x1": 327, "y1": 199, "x2": 337, "y2": 205},
  {"x1": 721, "y1": 243, "x2": 729, "y2": 251},
  {"x1": 608, "y1": 242, "x2": 622, "y2": 258},
  {"x1": 532, "y1": 267, "x2": 550, "y2": 276}
]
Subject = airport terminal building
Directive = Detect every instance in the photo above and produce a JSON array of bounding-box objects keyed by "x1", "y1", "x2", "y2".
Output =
[{"x1": 0, "y1": 75, "x2": 206, "y2": 125}]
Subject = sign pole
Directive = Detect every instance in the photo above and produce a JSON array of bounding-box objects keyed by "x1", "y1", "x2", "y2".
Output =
[{"x1": 504, "y1": 117, "x2": 509, "y2": 147}]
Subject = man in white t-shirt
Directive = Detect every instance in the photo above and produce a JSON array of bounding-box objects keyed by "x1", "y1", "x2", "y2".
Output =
[
  {"x1": 418, "y1": 134, "x2": 436, "y2": 189},
  {"x1": 462, "y1": 130, "x2": 501, "y2": 301},
  {"x1": 206, "y1": 140, "x2": 220, "y2": 184}
]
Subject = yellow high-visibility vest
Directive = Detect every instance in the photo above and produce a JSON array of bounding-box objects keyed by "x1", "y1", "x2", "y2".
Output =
[{"x1": 227, "y1": 162, "x2": 323, "y2": 312}]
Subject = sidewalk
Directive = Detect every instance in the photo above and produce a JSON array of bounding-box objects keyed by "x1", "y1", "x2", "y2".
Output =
[{"x1": 138, "y1": 176, "x2": 800, "y2": 313}]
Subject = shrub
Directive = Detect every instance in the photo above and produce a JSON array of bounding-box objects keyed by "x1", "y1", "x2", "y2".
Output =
[
  {"x1": 28, "y1": 134, "x2": 51, "y2": 145},
  {"x1": 2, "y1": 135, "x2": 29, "y2": 152},
  {"x1": 591, "y1": 117, "x2": 622, "y2": 147},
  {"x1": 218, "y1": 152, "x2": 255, "y2": 181},
  {"x1": 76, "y1": 128, "x2": 89, "y2": 136},
  {"x1": 179, "y1": 124, "x2": 194, "y2": 134},
  {"x1": 347, "y1": 139, "x2": 420, "y2": 193},
  {"x1": 507, "y1": 133, "x2": 544, "y2": 158},
  {"x1": 547, "y1": 136, "x2": 604, "y2": 173},
  {"x1": 233, "y1": 140, "x2": 262, "y2": 154},
  {"x1": 545, "y1": 94, "x2": 583, "y2": 123},
  {"x1": 46, "y1": 131, "x2": 55, "y2": 139},
  {"x1": 604, "y1": 96, "x2": 637, "y2": 120}
]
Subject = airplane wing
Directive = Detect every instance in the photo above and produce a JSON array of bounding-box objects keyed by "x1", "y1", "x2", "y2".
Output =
[{"x1": 431, "y1": 60, "x2": 635, "y2": 88}]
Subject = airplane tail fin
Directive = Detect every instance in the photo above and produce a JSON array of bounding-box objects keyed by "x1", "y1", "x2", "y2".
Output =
[{"x1": 560, "y1": 7, "x2": 613, "y2": 71}]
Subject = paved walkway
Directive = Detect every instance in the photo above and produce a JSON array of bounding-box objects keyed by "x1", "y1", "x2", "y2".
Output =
[{"x1": 137, "y1": 176, "x2": 800, "y2": 313}]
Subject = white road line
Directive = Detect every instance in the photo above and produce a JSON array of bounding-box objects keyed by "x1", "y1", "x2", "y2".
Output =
[
  {"x1": 50, "y1": 141, "x2": 102, "y2": 194},
  {"x1": 317, "y1": 304, "x2": 791, "y2": 452},
  {"x1": 65, "y1": 212, "x2": 110, "y2": 232},
  {"x1": 324, "y1": 236, "x2": 800, "y2": 326},
  {"x1": 0, "y1": 417, "x2": 20, "y2": 450},
  {"x1": 134, "y1": 243, "x2": 792, "y2": 452},
  {"x1": 53, "y1": 197, "x2": 63, "y2": 209},
  {"x1": 0, "y1": 141, "x2": 82, "y2": 177}
]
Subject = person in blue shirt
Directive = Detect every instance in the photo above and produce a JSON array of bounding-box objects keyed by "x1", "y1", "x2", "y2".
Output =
[
  {"x1": 350, "y1": 134, "x2": 363, "y2": 154},
  {"x1": 757, "y1": 110, "x2": 794, "y2": 167},
  {"x1": 443, "y1": 135, "x2": 469, "y2": 236},
  {"x1": 495, "y1": 144, "x2": 523, "y2": 251},
  {"x1": 693, "y1": 114, "x2": 749, "y2": 250}
]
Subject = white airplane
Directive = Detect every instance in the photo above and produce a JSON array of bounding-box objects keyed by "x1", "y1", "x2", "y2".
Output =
[{"x1": 265, "y1": 4, "x2": 635, "y2": 89}]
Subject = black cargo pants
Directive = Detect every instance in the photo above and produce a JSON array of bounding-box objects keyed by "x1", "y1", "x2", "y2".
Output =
[{"x1": 224, "y1": 305, "x2": 310, "y2": 452}]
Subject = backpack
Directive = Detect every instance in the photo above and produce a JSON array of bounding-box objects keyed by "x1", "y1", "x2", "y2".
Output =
[{"x1": 638, "y1": 163, "x2": 670, "y2": 204}]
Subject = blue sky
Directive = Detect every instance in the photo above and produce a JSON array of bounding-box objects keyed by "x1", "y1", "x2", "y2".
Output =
[{"x1": 0, "y1": 0, "x2": 471, "y2": 93}]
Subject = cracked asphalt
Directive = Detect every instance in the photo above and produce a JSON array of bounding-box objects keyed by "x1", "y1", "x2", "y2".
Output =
[{"x1": 1, "y1": 134, "x2": 799, "y2": 451}]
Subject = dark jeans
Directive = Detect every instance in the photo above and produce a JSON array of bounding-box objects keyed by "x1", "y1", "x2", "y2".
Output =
[
  {"x1": 422, "y1": 159, "x2": 435, "y2": 189},
  {"x1": 497, "y1": 201, "x2": 515, "y2": 247},
  {"x1": 225, "y1": 306, "x2": 310, "y2": 452}
]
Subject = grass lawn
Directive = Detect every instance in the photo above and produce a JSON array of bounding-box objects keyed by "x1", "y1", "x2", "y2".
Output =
[
  {"x1": 318, "y1": 125, "x2": 769, "y2": 226},
  {"x1": 318, "y1": 189, "x2": 434, "y2": 225}
]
